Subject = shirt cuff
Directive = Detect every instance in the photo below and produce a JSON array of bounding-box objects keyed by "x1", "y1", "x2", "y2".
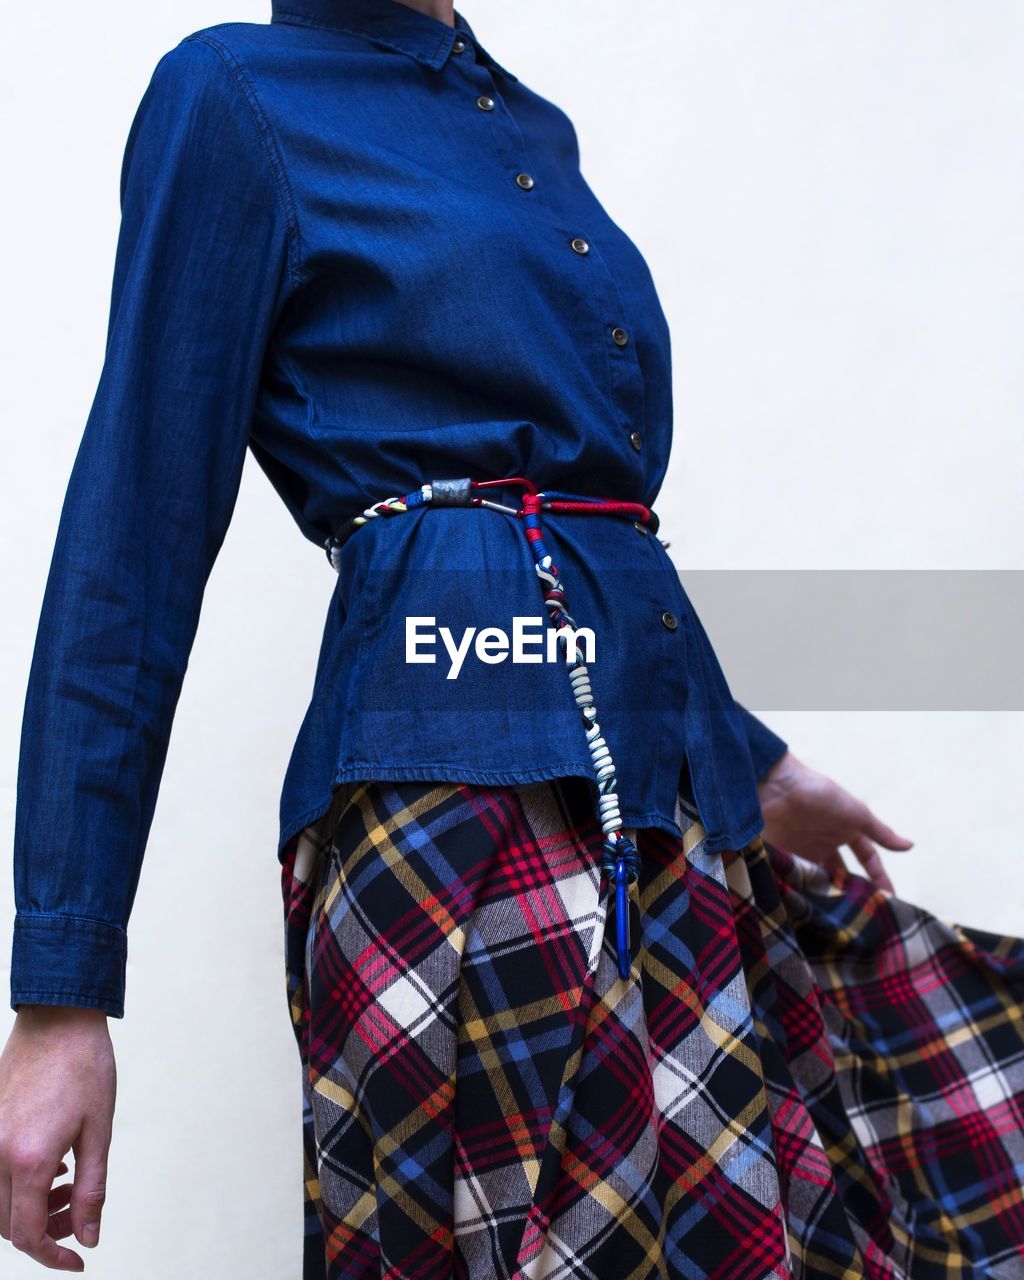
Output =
[
  {"x1": 9, "y1": 912, "x2": 126, "y2": 1019},
  {"x1": 735, "y1": 703, "x2": 790, "y2": 781}
]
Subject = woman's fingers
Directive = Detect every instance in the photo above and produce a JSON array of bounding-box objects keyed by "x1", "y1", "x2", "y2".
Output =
[
  {"x1": 47, "y1": 1183, "x2": 73, "y2": 1213},
  {"x1": 48, "y1": 1180, "x2": 75, "y2": 1242},
  {"x1": 823, "y1": 851, "x2": 847, "y2": 883},
  {"x1": 848, "y1": 833, "x2": 895, "y2": 894},
  {"x1": 70, "y1": 1120, "x2": 110, "y2": 1250},
  {"x1": 9, "y1": 1164, "x2": 84, "y2": 1270},
  {"x1": 1, "y1": 1164, "x2": 72, "y2": 1246},
  {"x1": 862, "y1": 809, "x2": 914, "y2": 851}
]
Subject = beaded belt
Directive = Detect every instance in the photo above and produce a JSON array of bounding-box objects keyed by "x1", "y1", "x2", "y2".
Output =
[{"x1": 323, "y1": 476, "x2": 661, "y2": 980}]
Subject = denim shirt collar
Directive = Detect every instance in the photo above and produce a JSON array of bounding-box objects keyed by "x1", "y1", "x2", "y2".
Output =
[{"x1": 270, "y1": 0, "x2": 519, "y2": 80}]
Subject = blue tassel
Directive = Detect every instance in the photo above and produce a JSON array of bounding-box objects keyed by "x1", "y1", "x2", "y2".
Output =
[{"x1": 614, "y1": 856, "x2": 631, "y2": 979}]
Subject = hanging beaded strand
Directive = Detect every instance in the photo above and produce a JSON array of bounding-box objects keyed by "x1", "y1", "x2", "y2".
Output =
[
  {"x1": 324, "y1": 477, "x2": 656, "y2": 978},
  {"x1": 519, "y1": 490, "x2": 642, "y2": 979}
]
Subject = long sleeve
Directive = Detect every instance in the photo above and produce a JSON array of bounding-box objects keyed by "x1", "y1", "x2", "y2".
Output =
[
  {"x1": 734, "y1": 702, "x2": 789, "y2": 782},
  {"x1": 9, "y1": 36, "x2": 292, "y2": 1018}
]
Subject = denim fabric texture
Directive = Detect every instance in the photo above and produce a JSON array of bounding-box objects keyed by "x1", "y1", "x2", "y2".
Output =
[{"x1": 10, "y1": 0, "x2": 788, "y2": 1017}]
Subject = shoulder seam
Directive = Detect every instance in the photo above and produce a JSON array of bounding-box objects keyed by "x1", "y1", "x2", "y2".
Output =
[{"x1": 184, "y1": 32, "x2": 304, "y2": 289}]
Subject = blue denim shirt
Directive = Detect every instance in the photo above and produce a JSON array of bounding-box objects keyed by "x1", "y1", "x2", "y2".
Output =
[{"x1": 10, "y1": 0, "x2": 787, "y2": 1018}]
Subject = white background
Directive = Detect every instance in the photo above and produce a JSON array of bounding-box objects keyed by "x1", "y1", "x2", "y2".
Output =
[{"x1": 1, "y1": 2, "x2": 1022, "y2": 1275}]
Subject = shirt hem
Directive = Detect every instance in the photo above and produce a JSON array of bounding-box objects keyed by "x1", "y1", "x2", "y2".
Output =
[
  {"x1": 702, "y1": 807, "x2": 766, "y2": 855},
  {"x1": 278, "y1": 762, "x2": 755, "y2": 858}
]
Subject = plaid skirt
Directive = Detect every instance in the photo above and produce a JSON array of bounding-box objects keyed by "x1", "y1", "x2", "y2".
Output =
[{"x1": 279, "y1": 776, "x2": 1024, "y2": 1279}]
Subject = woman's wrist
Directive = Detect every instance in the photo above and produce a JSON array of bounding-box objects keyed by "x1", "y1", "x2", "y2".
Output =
[
  {"x1": 756, "y1": 748, "x2": 800, "y2": 800},
  {"x1": 14, "y1": 1005, "x2": 109, "y2": 1030}
]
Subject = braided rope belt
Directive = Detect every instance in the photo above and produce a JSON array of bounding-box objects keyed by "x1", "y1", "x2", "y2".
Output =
[{"x1": 324, "y1": 476, "x2": 661, "y2": 980}]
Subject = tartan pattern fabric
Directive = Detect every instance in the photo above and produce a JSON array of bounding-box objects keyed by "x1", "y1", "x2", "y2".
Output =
[{"x1": 280, "y1": 777, "x2": 1024, "y2": 1279}]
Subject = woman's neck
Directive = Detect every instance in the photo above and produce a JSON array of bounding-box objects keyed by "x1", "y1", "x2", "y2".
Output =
[{"x1": 392, "y1": 0, "x2": 455, "y2": 27}]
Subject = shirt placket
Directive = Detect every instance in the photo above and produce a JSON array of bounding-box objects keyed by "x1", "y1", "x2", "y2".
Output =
[
  {"x1": 447, "y1": 35, "x2": 648, "y2": 478},
  {"x1": 443, "y1": 31, "x2": 683, "y2": 797}
]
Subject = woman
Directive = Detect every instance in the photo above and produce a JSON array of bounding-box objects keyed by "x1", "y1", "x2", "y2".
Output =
[{"x1": 2, "y1": 1, "x2": 1023, "y2": 1276}]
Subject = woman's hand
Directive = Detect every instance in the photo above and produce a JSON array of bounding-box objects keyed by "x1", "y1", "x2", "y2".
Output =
[
  {"x1": 0, "y1": 1006, "x2": 116, "y2": 1271},
  {"x1": 757, "y1": 750, "x2": 914, "y2": 893}
]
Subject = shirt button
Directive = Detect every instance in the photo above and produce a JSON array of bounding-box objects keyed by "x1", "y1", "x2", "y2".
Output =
[
  {"x1": 452, "y1": 37, "x2": 467, "y2": 53},
  {"x1": 629, "y1": 431, "x2": 642, "y2": 452},
  {"x1": 612, "y1": 326, "x2": 629, "y2": 346},
  {"x1": 515, "y1": 172, "x2": 535, "y2": 190},
  {"x1": 570, "y1": 237, "x2": 590, "y2": 255},
  {"x1": 476, "y1": 95, "x2": 495, "y2": 111},
  {"x1": 661, "y1": 611, "x2": 679, "y2": 631}
]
